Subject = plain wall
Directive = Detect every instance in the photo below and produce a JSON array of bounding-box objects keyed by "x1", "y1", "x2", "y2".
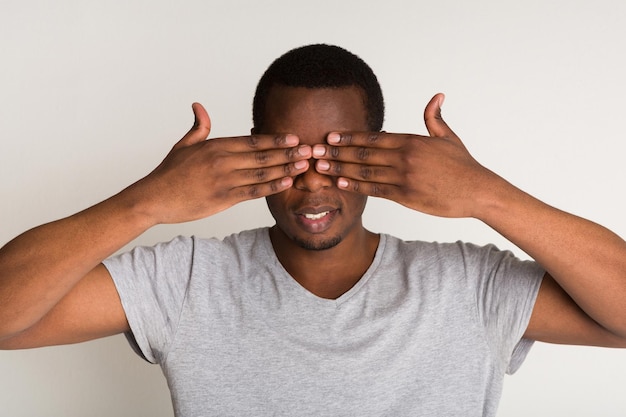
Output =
[{"x1": 1, "y1": 0, "x2": 625, "y2": 416}]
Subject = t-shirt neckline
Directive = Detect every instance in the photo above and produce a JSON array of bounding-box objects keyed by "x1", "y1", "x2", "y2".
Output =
[{"x1": 258, "y1": 228, "x2": 387, "y2": 307}]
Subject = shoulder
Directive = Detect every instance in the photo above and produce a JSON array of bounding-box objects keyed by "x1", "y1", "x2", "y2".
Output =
[
  {"x1": 379, "y1": 234, "x2": 540, "y2": 280},
  {"x1": 104, "y1": 228, "x2": 270, "y2": 272},
  {"x1": 219, "y1": 227, "x2": 271, "y2": 250},
  {"x1": 195, "y1": 227, "x2": 271, "y2": 258},
  {"x1": 189, "y1": 227, "x2": 273, "y2": 271},
  {"x1": 381, "y1": 234, "x2": 500, "y2": 263}
]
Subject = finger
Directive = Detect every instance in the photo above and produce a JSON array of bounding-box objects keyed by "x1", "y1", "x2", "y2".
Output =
[
  {"x1": 423, "y1": 93, "x2": 458, "y2": 140},
  {"x1": 312, "y1": 143, "x2": 397, "y2": 166},
  {"x1": 225, "y1": 144, "x2": 312, "y2": 170},
  {"x1": 173, "y1": 102, "x2": 212, "y2": 150},
  {"x1": 211, "y1": 133, "x2": 302, "y2": 153},
  {"x1": 334, "y1": 176, "x2": 399, "y2": 199},
  {"x1": 230, "y1": 176, "x2": 295, "y2": 202},
  {"x1": 234, "y1": 159, "x2": 310, "y2": 186},
  {"x1": 315, "y1": 159, "x2": 399, "y2": 184},
  {"x1": 325, "y1": 131, "x2": 404, "y2": 149}
]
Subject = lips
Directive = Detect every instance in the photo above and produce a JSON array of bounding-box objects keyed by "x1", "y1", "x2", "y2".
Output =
[
  {"x1": 294, "y1": 205, "x2": 339, "y2": 233},
  {"x1": 303, "y1": 211, "x2": 329, "y2": 220}
]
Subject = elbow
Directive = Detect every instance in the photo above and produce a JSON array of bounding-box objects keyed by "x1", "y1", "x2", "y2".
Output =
[
  {"x1": 612, "y1": 328, "x2": 626, "y2": 347},
  {"x1": 600, "y1": 321, "x2": 626, "y2": 348},
  {"x1": 0, "y1": 311, "x2": 37, "y2": 348},
  {"x1": 610, "y1": 334, "x2": 626, "y2": 349},
  {"x1": 0, "y1": 328, "x2": 24, "y2": 350},
  {"x1": 607, "y1": 307, "x2": 626, "y2": 343}
]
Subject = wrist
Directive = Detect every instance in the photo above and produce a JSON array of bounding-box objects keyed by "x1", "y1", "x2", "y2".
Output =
[
  {"x1": 105, "y1": 180, "x2": 162, "y2": 231},
  {"x1": 469, "y1": 171, "x2": 523, "y2": 223}
]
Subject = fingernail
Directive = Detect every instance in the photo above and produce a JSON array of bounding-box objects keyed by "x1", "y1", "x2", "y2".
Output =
[
  {"x1": 312, "y1": 145, "x2": 326, "y2": 157},
  {"x1": 285, "y1": 134, "x2": 299, "y2": 146},
  {"x1": 337, "y1": 178, "x2": 349, "y2": 188},
  {"x1": 294, "y1": 160, "x2": 308, "y2": 170},
  {"x1": 327, "y1": 133, "x2": 340, "y2": 144},
  {"x1": 281, "y1": 177, "x2": 293, "y2": 187},
  {"x1": 317, "y1": 160, "x2": 330, "y2": 171},
  {"x1": 297, "y1": 145, "x2": 311, "y2": 157}
]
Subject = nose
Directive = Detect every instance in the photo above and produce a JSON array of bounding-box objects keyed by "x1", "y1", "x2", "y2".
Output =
[{"x1": 293, "y1": 159, "x2": 333, "y2": 192}]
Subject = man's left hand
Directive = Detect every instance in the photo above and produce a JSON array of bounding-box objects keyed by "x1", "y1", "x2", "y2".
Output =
[{"x1": 311, "y1": 93, "x2": 503, "y2": 219}]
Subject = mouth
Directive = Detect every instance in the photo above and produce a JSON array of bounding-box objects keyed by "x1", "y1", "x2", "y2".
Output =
[
  {"x1": 294, "y1": 206, "x2": 339, "y2": 233},
  {"x1": 302, "y1": 211, "x2": 330, "y2": 220}
]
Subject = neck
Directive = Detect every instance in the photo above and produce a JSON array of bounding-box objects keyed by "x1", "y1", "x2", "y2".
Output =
[{"x1": 269, "y1": 225, "x2": 379, "y2": 299}]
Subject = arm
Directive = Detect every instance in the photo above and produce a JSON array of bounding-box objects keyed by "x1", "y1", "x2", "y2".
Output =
[
  {"x1": 479, "y1": 183, "x2": 626, "y2": 344},
  {"x1": 0, "y1": 103, "x2": 311, "y2": 348},
  {"x1": 311, "y1": 93, "x2": 626, "y2": 346}
]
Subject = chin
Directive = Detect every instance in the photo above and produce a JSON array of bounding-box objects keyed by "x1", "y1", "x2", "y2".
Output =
[{"x1": 293, "y1": 235, "x2": 342, "y2": 251}]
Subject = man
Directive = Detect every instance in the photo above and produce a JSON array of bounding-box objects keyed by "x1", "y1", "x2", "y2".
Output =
[{"x1": 0, "y1": 44, "x2": 624, "y2": 416}]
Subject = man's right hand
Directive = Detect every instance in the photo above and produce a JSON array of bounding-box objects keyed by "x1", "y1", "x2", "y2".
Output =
[
  {"x1": 133, "y1": 103, "x2": 312, "y2": 225},
  {"x1": 0, "y1": 103, "x2": 311, "y2": 348}
]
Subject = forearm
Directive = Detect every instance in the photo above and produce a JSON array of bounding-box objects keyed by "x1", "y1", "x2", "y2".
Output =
[
  {"x1": 0, "y1": 185, "x2": 154, "y2": 339},
  {"x1": 478, "y1": 177, "x2": 626, "y2": 337}
]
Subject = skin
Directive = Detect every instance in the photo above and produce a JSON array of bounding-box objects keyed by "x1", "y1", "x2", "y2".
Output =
[
  {"x1": 0, "y1": 102, "x2": 312, "y2": 347},
  {"x1": 310, "y1": 90, "x2": 626, "y2": 346},
  {"x1": 0, "y1": 86, "x2": 625, "y2": 352},
  {"x1": 259, "y1": 86, "x2": 379, "y2": 298}
]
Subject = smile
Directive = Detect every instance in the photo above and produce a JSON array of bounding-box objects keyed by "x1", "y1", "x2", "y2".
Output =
[
  {"x1": 303, "y1": 211, "x2": 329, "y2": 220},
  {"x1": 295, "y1": 207, "x2": 339, "y2": 233}
]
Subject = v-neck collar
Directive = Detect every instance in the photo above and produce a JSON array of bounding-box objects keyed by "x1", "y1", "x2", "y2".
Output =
[{"x1": 257, "y1": 228, "x2": 387, "y2": 309}]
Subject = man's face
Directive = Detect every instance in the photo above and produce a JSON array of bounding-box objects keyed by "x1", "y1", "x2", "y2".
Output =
[{"x1": 261, "y1": 85, "x2": 370, "y2": 251}]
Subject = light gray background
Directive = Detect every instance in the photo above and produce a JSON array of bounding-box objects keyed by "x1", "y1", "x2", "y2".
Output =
[{"x1": 1, "y1": 1, "x2": 624, "y2": 416}]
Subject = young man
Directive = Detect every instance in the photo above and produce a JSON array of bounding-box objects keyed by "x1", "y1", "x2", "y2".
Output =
[{"x1": 0, "y1": 44, "x2": 624, "y2": 416}]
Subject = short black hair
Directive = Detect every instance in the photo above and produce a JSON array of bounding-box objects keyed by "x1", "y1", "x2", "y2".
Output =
[{"x1": 252, "y1": 44, "x2": 384, "y2": 132}]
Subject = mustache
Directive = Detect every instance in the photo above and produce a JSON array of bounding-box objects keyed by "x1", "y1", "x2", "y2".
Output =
[{"x1": 292, "y1": 196, "x2": 342, "y2": 208}]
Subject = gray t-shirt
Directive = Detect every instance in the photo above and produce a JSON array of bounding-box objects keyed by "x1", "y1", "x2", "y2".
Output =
[{"x1": 103, "y1": 228, "x2": 544, "y2": 417}]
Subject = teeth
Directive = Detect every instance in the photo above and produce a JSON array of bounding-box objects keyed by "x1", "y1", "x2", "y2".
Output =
[{"x1": 303, "y1": 211, "x2": 329, "y2": 220}]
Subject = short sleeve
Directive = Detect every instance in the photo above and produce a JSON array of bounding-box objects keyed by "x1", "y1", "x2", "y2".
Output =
[
  {"x1": 102, "y1": 236, "x2": 195, "y2": 364},
  {"x1": 462, "y1": 243, "x2": 545, "y2": 375}
]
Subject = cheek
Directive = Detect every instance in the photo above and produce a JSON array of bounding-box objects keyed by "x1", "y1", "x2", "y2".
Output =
[
  {"x1": 265, "y1": 195, "x2": 279, "y2": 214},
  {"x1": 265, "y1": 194, "x2": 288, "y2": 221},
  {"x1": 346, "y1": 194, "x2": 368, "y2": 216}
]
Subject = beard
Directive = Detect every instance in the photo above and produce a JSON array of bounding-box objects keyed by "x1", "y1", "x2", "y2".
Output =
[{"x1": 292, "y1": 234, "x2": 342, "y2": 251}]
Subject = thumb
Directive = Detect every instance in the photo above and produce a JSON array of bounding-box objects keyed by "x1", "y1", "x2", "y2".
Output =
[
  {"x1": 423, "y1": 93, "x2": 456, "y2": 139},
  {"x1": 173, "y1": 102, "x2": 212, "y2": 150}
]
